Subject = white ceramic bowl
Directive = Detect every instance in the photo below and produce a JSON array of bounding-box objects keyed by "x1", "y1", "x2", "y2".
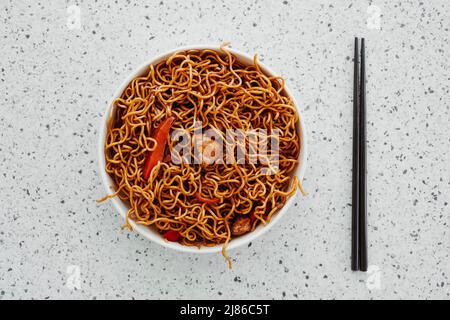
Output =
[{"x1": 98, "y1": 45, "x2": 307, "y2": 254}]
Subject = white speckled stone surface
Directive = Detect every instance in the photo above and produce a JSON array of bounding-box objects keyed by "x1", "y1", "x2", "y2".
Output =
[{"x1": 0, "y1": 0, "x2": 449, "y2": 300}]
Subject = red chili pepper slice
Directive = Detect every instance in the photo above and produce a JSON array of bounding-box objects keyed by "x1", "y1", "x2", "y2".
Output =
[
  {"x1": 250, "y1": 212, "x2": 257, "y2": 223},
  {"x1": 143, "y1": 117, "x2": 175, "y2": 179},
  {"x1": 163, "y1": 230, "x2": 182, "y2": 242},
  {"x1": 194, "y1": 192, "x2": 220, "y2": 204}
]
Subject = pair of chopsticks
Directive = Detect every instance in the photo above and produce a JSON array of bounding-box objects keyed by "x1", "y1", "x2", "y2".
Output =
[{"x1": 351, "y1": 37, "x2": 368, "y2": 272}]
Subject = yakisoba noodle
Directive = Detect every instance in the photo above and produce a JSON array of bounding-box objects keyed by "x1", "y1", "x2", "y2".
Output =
[{"x1": 99, "y1": 45, "x2": 302, "y2": 267}]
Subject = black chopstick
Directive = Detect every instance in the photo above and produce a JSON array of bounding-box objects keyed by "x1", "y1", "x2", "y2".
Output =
[
  {"x1": 352, "y1": 37, "x2": 368, "y2": 272},
  {"x1": 358, "y1": 38, "x2": 368, "y2": 271},
  {"x1": 351, "y1": 37, "x2": 360, "y2": 271}
]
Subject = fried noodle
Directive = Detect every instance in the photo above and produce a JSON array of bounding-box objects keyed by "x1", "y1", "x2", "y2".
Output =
[{"x1": 99, "y1": 45, "x2": 302, "y2": 267}]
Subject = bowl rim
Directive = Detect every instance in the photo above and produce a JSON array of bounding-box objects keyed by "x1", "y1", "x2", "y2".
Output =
[{"x1": 98, "y1": 44, "x2": 307, "y2": 254}]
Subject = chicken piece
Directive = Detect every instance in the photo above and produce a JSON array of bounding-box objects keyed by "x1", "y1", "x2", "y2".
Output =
[
  {"x1": 231, "y1": 217, "x2": 251, "y2": 236},
  {"x1": 193, "y1": 135, "x2": 221, "y2": 164}
]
